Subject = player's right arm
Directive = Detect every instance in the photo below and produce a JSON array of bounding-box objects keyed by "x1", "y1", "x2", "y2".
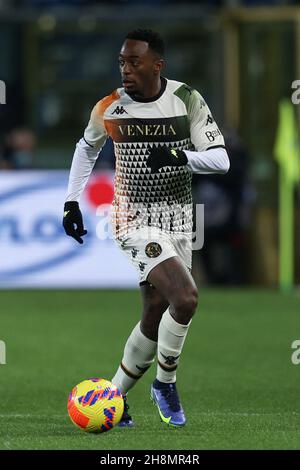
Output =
[{"x1": 63, "y1": 100, "x2": 108, "y2": 244}]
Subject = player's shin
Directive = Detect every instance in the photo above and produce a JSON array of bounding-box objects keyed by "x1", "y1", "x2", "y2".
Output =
[
  {"x1": 156, "y1": 308, "x2": 191, "y2": 384},
  {"x1": 111, "y1": 321, "x2": 157, "y2": 395}
]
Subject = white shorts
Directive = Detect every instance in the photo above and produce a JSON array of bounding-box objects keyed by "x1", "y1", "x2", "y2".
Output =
[{"x1": 115, "y1": 227, "x2": 192, "y2": 284}]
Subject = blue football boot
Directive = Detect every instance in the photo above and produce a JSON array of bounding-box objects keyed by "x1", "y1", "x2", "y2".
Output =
[
  {"x1": 150, "y1": 379, "x2": 186, "y2": 427},
  {"x1": 118, "y1": 395, "x2": 134, "y2": 427}
]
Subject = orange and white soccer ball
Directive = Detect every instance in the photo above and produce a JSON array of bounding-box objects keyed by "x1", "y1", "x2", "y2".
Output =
[{"x1": 67, "y1": 378, "x2": 124, "y2": 433}]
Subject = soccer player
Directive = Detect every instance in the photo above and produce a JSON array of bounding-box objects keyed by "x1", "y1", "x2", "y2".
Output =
[{"x1": 63, "y1": 29, "x2": 229, "y2": 428}]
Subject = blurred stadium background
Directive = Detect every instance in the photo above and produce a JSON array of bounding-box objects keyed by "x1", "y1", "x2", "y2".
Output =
[
  {"x1": 1, "y1": 0, "x2": 300, "y2": 287},
  {"x1": 1, "y1": 0, "x2": 300, "y2": 451}
]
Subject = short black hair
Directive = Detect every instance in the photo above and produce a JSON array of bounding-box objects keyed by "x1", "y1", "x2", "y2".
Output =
[{"x1": 125, "y1": 29, "x2": 165, "y2": 58}]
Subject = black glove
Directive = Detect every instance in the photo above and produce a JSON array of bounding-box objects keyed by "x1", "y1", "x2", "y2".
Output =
[
  {"x1": 63, "y1": 201, "x2": 87, "y2": 244},
  {"x1": 146, "y1": 145, "x2": 188, "y2": 173}
]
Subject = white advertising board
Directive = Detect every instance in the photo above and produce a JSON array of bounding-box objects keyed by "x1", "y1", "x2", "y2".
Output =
[{"x1": 0, "y1": 170, "x2": 138, "y2": 288}]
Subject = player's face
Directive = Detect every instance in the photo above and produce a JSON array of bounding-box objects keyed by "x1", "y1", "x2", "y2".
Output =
[{"x1": 119, "y1": 39, "x2": 164, "y2": 97}]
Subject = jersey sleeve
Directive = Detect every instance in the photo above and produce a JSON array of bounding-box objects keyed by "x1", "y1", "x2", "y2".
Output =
[
  {"x1": 84, "y1": 101, "x2": 108, "y2": 149},
  {"x1": 65, "y1": 99, "x2": 109, "y2": 202},
  {"x1": 187, "y1": 89, "x2": 225, "y2": 151}
]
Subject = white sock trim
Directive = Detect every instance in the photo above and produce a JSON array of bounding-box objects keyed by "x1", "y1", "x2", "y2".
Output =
[
  {"x1": 134, "y1": 321, "x2": 158, "y2": 349},
  {"x1": 161, "y1": 309, "x2": 192, "y2": 336},
  {"x1": 111, "y1": 321, "x2": 157, "y2": 395}
]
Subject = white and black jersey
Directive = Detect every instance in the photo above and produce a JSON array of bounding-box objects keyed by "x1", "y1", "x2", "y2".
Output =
[{"x1": 66, "y1": 77, "x2": 228, "y2": 238}]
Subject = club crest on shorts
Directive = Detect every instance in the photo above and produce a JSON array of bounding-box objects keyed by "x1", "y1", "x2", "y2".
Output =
[{"x1": 145, "y1": 242, "x2": 162, "y2": 258}]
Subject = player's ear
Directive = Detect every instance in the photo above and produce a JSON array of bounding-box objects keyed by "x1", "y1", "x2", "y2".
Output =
[{"x1": 154, "y1": 59, "x2": 165, "y2": 75}]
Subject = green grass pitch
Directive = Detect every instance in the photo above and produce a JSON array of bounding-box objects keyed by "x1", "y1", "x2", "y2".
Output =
[{"x1": 0, "y1": 289, "x2": 299, "y2": 450}]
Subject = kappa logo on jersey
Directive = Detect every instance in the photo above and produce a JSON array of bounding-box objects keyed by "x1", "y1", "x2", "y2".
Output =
[
  {"x1": 112, "y1": 106, "x2": 128, "y2": 115},
  {"x1": 120, "y1": 238, "x2": 129, "y2": 249},
  {"x1": 138, "y1": 261, "x2": 146, "y2": 272},
  {"x1": 205, "y1": 114, "x2": 215, "y2": 126}
]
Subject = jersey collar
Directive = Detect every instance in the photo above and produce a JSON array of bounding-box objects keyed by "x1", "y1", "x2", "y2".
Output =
[{"x1": 125, "y1": 77, "x2": 167, "y2": 103}]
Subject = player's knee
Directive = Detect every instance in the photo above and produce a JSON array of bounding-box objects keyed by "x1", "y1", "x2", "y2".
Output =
[
  {"x1": 173, "y1": 287, "x2": 198, "y2": 318},
  {"x1": 184, "y1": 288, "x2": 198, "y2": 316},
  {"x1": 190, "y1": 288, "x2": 198, "y2": 312}
]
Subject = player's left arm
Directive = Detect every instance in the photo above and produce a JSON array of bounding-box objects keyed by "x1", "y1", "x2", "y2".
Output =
[{"x1": 183, "y1": 88, "x2": 229, "y2": 174}]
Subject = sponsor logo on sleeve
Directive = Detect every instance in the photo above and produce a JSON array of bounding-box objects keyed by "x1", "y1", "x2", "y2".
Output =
[{"x1": 205, "y1": 128, "x2": 221, "y2": 142}]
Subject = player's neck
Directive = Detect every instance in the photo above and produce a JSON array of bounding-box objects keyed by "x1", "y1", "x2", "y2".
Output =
[
  {"x1": 139, "y1": 77, "x2": 162, "y2": 99},
  {"x1": 129, "y1": 77, "x2": 166, "y2": 103}
]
